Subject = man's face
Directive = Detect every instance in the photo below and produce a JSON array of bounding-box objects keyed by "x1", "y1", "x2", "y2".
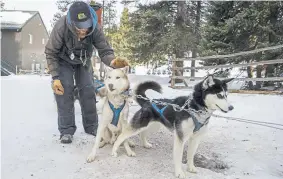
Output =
[{"x1": 75, "y1": 26, "x2": 88, "y2": 39}]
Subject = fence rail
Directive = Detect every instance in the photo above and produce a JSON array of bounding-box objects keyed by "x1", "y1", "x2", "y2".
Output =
[
  {"x1": 171, "y1": 76, "x2": 283, "y2": 82},
  {"x1": 173, "y1": 44, "x2": 283, "y2": 62},
  {"x1": 175, "y1": 59, "x2": 283, "y2": 70},
  {"x1": 170, "y1": 45, "x2": 283, "y2": 90}
]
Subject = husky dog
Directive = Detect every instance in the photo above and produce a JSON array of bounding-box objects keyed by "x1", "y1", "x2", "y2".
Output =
[
  {"x1": 110, "y1": 75, "x2": 234, "y2": 178},
  {"x1": 87, "y1": 66, "x2": 138, "y2": 162}
]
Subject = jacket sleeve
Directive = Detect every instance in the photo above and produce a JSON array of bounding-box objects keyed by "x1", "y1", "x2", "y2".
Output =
[
  {"x1": 92, "y1": 25, "x2": 115, "y2": 66},
  {"x1": 44, "y1": 18, "x2": 65, "y2": 78}
]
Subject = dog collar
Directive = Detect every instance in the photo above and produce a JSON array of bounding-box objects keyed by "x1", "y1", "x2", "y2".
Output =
[{"x1": 121, "y1": 88, "x2": 132, "y2": 97}]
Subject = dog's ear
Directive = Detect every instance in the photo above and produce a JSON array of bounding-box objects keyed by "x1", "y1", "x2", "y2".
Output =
[
  {"x1": 222, "y1": 78, "x2": 234, "y2": 84},
  {"x1": 121, "y1": 66, "x2": 129, "y2": 74},
  {"x1": 202, "y1": 75, "x2": 215, "y2": 89},
  {"x1": 105, "y1": 66, "x2": 114, "y2": 74}
]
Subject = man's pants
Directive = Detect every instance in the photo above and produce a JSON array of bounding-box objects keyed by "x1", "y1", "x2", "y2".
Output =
[{"x1": 54, "y1": 60, "x2": 98, "y2": 135}]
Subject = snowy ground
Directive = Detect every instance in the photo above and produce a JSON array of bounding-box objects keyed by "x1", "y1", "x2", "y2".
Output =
[{"x1": 1, "y1": 75, "x2": 283, "y2": 179}]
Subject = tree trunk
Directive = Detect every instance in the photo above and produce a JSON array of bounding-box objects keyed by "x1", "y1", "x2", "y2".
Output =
[
  {"x1": 191, "y1": 1, "x2": 201, "y2": 78},
  {"x1": 174, "y1": 1, "x2": 187, "y2": 83},
  {"x1": 255, "y1": 65, "x2": 262, "y2": 90}
]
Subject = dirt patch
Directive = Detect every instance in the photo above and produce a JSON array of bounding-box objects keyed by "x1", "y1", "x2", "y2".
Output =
[{"x1": 182, "y1": 151, "x2": 229, "y2": 173}]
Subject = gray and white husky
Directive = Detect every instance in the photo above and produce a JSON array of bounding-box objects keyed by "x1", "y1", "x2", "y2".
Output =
[
  {"x1": 110, "y1": 75, "x2": 234, "y2": 178},
  {"x1": 87, "y1": 66, "x2": 150, "y2": 162}
]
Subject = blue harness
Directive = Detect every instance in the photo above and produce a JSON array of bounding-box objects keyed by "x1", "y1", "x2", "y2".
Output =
[
  {"x1": 109, "y1": 100, "x2": 126, "y2": 126},
  {"x1": 150, "y1": 102, "x2": 209, "y2": 133},
  {"x1": 94, "y1": 79, "x2": 105, "y2": 93},
  {"x1": 151, "y1": 103, "x2": 168, "y2": 123}
]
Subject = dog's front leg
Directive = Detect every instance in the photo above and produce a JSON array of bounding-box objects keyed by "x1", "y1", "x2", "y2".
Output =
[
  {"x1": 110, "y1": 132, "x2": 118, "y2": 144},
  {"x1": 111, "y1": 129, "x2": 135, "y2": 157},
  {"x1": 100, "y1": 127, "x2": 111, "y2": 148},
  {"x1": 140, "y1": 130, "x2": 152, "y2": 149},
  {"x1": 123, "y1": 140, "x2": 136, "y2": 157},
  {"x1": 173, "y1": 132, "x2": 186, "y2": 179},
  {"x1": 186, "y1": 137, "x2": 201, "y2": 173},
  {"x1": 86, "y1": 123, "x2": 107, "y2": 163}
]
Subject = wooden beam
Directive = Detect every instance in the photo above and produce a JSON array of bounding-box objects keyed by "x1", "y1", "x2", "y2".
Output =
[
  {"x1": 174, "y1": 59, "x2": 283, "y2": 70},
  {"x1": 171, "y1": 76, "x2": 283, "y2": 82},
  {"x1": 170, "y1": 58, "x2": 176, "y2": 88},
  {"x1": 172, "y1": 45, "x2": 283, "y2": 62},
  {"x1": 168, "y1": 86, "x2": 283, "y2": 95},
  {"x1": 229, "y1": 89, "x2": 283, "y2": 95}
]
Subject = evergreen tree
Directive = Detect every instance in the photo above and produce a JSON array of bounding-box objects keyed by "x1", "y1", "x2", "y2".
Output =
[
  {"x1": 201, "y1": 1, "x2": 283, "y2": 89},
  {"x1": 52, "y1": 0, "x2": 75, "y2": 27},
  {"x1": 110, "y1": 7, "x2": 132, "y2": 61},
  {"x1": 1, "y1": 1, "x2": 5, "y2": 10}
]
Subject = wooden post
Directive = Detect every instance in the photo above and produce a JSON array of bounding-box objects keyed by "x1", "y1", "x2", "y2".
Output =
[{"x1": 171, "y1": 54, "x2": 176, "y2": 88}]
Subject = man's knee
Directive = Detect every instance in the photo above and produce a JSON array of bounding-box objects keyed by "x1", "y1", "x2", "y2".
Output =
[{"x1": 78, "y1": 84, "x2": 96, "y2": 99}]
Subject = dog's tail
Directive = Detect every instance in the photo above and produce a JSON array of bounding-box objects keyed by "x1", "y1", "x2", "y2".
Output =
[{"x1": 134, "y1": 81, "x2": 162, "y2": 107}]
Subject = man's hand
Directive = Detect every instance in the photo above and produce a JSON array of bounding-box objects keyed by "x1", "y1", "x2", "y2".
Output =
[
  {"x1": 52, "y1": 79, "x2": 64, "y2": 95},
  {"x1": 110, "y1": 57, "x2": 129, "y2": 68}
]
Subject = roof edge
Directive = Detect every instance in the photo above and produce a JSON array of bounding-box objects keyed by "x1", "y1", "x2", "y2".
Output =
[{"x1": 1, "y1": 10, "x2": 49, "y2": 36}]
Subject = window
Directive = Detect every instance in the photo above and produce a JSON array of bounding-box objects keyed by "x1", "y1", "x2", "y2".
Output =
[
  {"x1": 42, "y1": 38, "x2": 45, "y2": 45},
  {"x1": 29, "y1": 34, "x2": 33, "y2": 44}
]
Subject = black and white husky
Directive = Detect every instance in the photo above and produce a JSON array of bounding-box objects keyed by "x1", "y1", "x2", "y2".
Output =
[{"x1": 110, "y1": 75, "x2": 234, "y2": 178}]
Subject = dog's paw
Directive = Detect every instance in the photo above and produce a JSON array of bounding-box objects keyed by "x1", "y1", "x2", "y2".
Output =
[
  {"x1": 187, "y1": 165, "x2": 198, "y2": 173},
  {"x1": 111, "y1": 151, "x2": 118, "y2": 158},
  {"x1": 86, "y1": 153, "x2": 96, "y2": 163},
  {"x1": 143, "y1": 142, "x2": 153, "y2": 149},
  {"x1": 110, "y1": 139, "x2": 116, "y2": 145},
  {"x1": 126, "y1": 150, "x2": 136, "y2": 157},
  {"x1": 128, "y1": 140, "x2": 135, "y2": 148},
  {"x1": 175, "y1": 169, "x2": 186, "y2": 178},
  {"x1": 99, "y1": 141, "x2": 106, "y2": 148}
]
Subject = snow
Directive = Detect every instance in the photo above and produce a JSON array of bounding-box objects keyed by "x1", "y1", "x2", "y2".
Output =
[
  {"x1": 0, "y1": 11, "x2": 33, "y2": 25},
  {"x1": 1, "y1": 75, "x2": 283, "y2": 179}
]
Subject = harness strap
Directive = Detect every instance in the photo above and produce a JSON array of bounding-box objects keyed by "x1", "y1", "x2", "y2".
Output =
[
  {"x1": 94, "y1": 79, "x2": 105, "y2": 93},
  {"x1": 108, "y1": 100, "x2": 126, "y2": 127},
  {"x1": 151, "y1": 103, "x2": 168, "y2": 122},
  {"x1": 191, "y1": 115, "x2": 202, "y2": 133},
  {"x1": 150, "y1": 101, "x2": 210, "y2": 133}
]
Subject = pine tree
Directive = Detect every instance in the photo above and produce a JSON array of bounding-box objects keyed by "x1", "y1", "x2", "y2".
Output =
[
  {"x1": 128, "y1": 1, "x2": 196, "y2": 68},
  {"x1": 1, "y1": 1, "x2": 5, "y2": 10},
  {"x1": 128, "y1": 2, "x2": 173, "y2": 66},
  {"x1": 103, "y1": 0, "x2": 117, "y2": 36},
  {"x1": 201, "y1": 1, "x2": 283, "y2": 89},
  {"x1": 110, "y1": 7, "x2": 132, "y2": 61},
  {"x1": 52, "y1": 0, "x2": 75, "y2": 27}
]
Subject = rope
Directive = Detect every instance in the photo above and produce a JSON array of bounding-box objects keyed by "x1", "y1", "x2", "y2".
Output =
[
  {"x1": 213, "y1": 114, "x2": 283, "y2": 131},
  {"x1": 212, "y1": 114, "x2": 283, "y2": 126}
]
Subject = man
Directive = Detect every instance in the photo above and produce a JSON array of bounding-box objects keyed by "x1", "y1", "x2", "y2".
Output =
[{"x1": 45, "y1": 1, "x2": 128, "y2": 144}]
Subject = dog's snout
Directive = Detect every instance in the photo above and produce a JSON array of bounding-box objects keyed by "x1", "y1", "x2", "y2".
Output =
[
  {"x1": 228, "y1": 105, "x2": 234, "y2": 111},
  {"x1": 108, "y1": 84, "x2": 114, "y2": 90}
]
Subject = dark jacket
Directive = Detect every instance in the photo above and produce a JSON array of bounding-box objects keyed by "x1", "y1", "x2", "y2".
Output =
[{"x1": 45, "y1": 15, "x2": 115, "y2": 78}]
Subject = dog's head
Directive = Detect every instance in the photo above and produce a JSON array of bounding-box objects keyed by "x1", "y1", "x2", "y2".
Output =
[
  {"x1": 194, "y1": 75, "x2": 234, "y2": 113},
  {"x1": 104, "y1": 66, "x2": 130, "y2": 95}
]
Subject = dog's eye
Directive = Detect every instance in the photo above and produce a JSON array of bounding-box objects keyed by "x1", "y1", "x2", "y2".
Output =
[
  {"x1": 108, "y1": 76, "x2": 111, "y2": 79},
  {"x1": 217, "y1": 94, "x2": 224, "y2": 99},
  {"x1": 116, "y1": 76, "x2": 120, "y2": 79}
]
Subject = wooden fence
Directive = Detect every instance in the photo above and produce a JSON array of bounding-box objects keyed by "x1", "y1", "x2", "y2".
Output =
[{"x1": 170, "y1": 45, "x2": 283, "y2": 90}]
